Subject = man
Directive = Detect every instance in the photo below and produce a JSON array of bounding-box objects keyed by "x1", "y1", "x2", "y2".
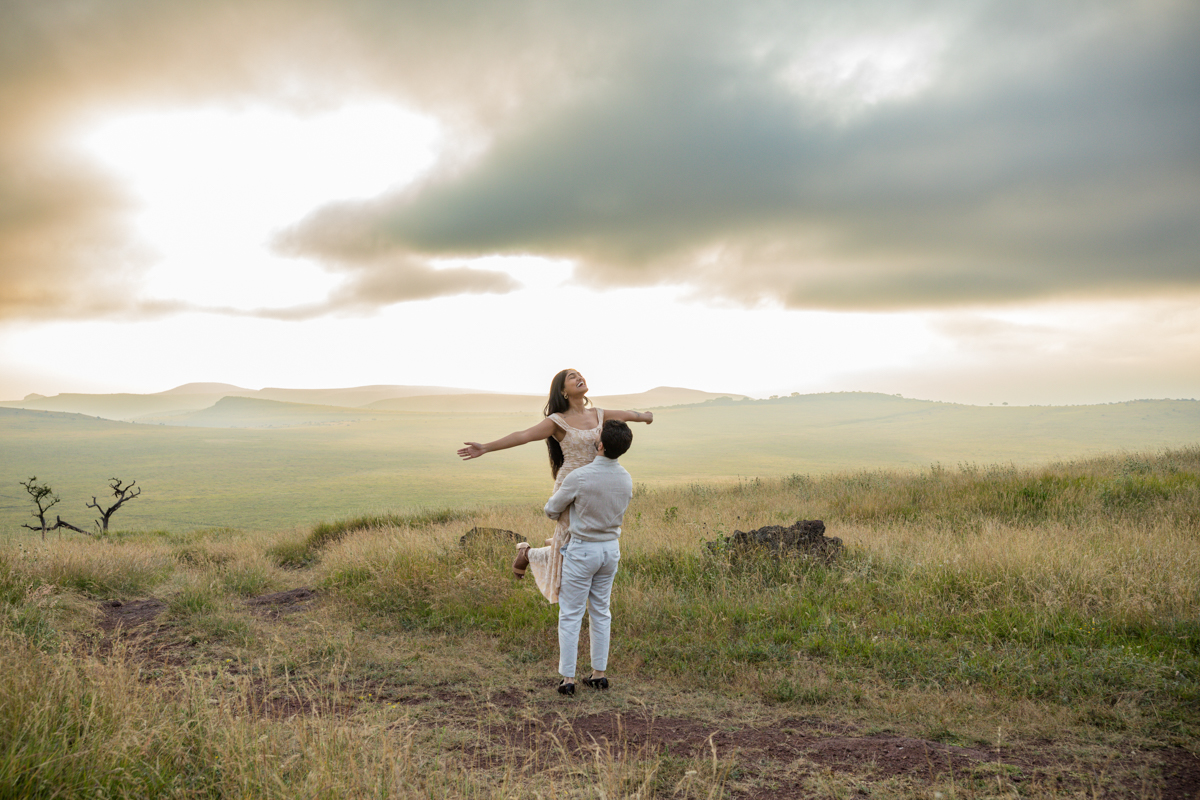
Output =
[{"x1": 544, "y1": 419, "x2": 634, "y2": 695}]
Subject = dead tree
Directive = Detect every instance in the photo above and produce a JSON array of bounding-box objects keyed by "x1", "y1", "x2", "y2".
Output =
[
  {"x1": 87, "y1": 478, "x2": 142, "y2": 533},
  {"x1": 20, "y1": 477, "x2": 59, "y2": 541},
  {"x1": 50, "y1": 516, "x2": 91, "y2": 535},
  {"x1": 19, "y1": 477, "x2": 102, "y2": 539}
]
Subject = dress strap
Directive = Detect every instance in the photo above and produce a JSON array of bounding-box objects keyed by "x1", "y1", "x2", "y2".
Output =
[
  {"x1": 547, "y1": 413, "x2": 570, "y2": 431},
  {"x1": 595, "y1": 408, "x2": 604, "y2": 427}
]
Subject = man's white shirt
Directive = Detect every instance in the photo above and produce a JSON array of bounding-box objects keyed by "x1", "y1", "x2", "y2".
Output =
[{"x1": 544, "y1": 456, "x2": 633, "y2": 542}]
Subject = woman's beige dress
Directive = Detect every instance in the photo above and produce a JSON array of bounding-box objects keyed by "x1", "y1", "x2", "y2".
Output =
[{"x1": 526, "y1": 409, "x2": 604, "y2": 603}]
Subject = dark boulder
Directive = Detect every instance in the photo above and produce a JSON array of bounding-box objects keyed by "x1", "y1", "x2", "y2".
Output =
[
  {"x1": 709, "y1": 519, "x2": 841, "y2": 562},
  {"x1": 458, "y1": 526, "x2": 526, "y2": 549}
]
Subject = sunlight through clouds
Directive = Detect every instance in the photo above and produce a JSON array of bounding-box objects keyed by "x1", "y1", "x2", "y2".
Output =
[
  {"x1": 775, "y1": 24, "x2": 949, "y2": 119},
  {"x1": 1, "y1": 0, "x2": 1197, "y2": 404},
  {"x1": 73, "y1": 103, "x2": 442, "y2": 308}
]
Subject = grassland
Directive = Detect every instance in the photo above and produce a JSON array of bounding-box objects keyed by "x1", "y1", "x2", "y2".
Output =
[
  {"x1": 0, "y1": 384, "x2": 741, "y2": 422},
  {"x1": 365, "y1": 386, "x2": 749, "y2": 414},
  {"x1": 2, "y1": 392, "x2": 1197, "y2": 534},
  {"x1": 0, "y1": 447, "x2": 1197, "y2": 798}
]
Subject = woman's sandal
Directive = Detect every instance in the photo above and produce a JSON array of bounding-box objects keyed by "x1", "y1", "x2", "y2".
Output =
[
  {"x1": 583, "y1": 675, "x2": 609, "y2": 690},
  {"x1": 557, "y1": 678, "x2": 575, "y2": 696},
  {"x1": 512, "y1": 542, "x2": 530, "y2": 579}
]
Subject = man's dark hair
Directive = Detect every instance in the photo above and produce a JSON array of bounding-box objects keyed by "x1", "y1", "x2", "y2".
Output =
[{"x1": 600, "y1": 419, "x2": 633, "y2": 459}]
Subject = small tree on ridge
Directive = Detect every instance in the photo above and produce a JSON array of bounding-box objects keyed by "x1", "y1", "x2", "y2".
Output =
[
  {"x1": 20, "y1": 477, "x2": 59, "y2": 541},
  {"x1": 87, "y1": 478, "x2": 141, "y2": 533}
]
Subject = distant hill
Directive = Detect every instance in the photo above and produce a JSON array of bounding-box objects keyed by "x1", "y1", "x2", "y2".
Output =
[
  {"x1": 3, "y1": 393, "x2": 1197, "y2": 532},
  {"x1": 367, "y1": 393, "x2": 544, "y2": 414},
  {"x1": 367, "y1": 386, "x2": 748, "y2": 414},
  {"x1": 0, "y1": 383, "x2": 745, "y2": 422},
  {"x1": 256, "y1": 385, "x2": 483, "y2": 407},
  {"x1": 596, "y1": 387, "x2": 750, "y2": 410},
  {"x1": 0, "y1": 390, "x2": 257, "y2": 420},
  {"x1": 152, "y1": 387, "x2": 746, "y2": 426},
  {"x1": 0, "y1": 383, "x2": 489, "y2": 421},
  {"x1": 143, "y1": 396, "x2": 395, "y2": 428},
  {"x1": 156, "y1": 383, "x2": 253, "y2": 395}
]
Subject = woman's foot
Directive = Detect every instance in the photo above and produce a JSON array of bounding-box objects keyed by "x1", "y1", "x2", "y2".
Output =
[
  {"x1": 512, "y1": 542, "x2": 530, "y2": 578},
  {"x1": 557, "y1": 678, "x2": 575, "y2": 696}
]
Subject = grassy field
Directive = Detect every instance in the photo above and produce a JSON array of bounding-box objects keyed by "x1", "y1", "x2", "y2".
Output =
[
  {"x1": 0, "y1": 447, "x2": 1197, "y2": 797},
  {"x1": 0, "y1": 384, "x2": 744, "y2": 422},
  {"x1": 2, "y1": 393, "x2": 1198, "y2": 534}
]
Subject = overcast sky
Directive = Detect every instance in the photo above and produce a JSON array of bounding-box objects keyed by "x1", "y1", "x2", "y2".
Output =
[{"x1": 2, "y1": 0, "x2": 1198, "y2": 404}]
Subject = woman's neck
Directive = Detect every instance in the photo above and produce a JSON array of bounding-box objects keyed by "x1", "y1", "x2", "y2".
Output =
[{"x1": 566, "y1": 397, "x2": 588, "y2": 414}]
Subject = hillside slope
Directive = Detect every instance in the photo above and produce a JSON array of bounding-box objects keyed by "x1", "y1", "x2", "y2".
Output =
[
  {"x1": 3, "y1": 394, "x2": 1197, "y2": 532},
  {"x1": 0, "y1": 383, "x2": 486, "y2": 420},
  {"x1": 366, "y1": 386, "x2": 748, "y2": 413},
  {"x1": 144, "y1": 396, "x2": 396, "y2": 427}
]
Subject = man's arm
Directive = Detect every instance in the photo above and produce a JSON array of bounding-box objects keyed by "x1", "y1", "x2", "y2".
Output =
[{"x1": 544, "y1": 472, "x2": 580, "y2": 520}]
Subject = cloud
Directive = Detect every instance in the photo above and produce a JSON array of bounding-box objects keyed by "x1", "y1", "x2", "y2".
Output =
[
  {"x1": 3, "y1": 0, "x2": 1199, "y2": 320},
  {"x1": 0, "y1": 0, "x2": 285, "y2": 321},
  {"x1": 844, "y1": 296, "x2": 1200, "y2": 405},
  {"x1": 234, "y1": 251, "x2": 519, "y2": 320},
  {"x1": 284, "y1": 0, "x2": 1200, "y2": 310},
  {"x1": 0, "y1": 0, "x2": 544, "y2": 321},
  {"x1": 0, "y1": 143, "x2": 143, "y2": 319}
]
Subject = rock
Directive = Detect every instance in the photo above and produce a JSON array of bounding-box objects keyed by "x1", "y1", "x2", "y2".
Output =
[
  {"x1": 458, "y1": 527, "x2": 526, "y2": 549},
  {"x1": 709, "y1": 519, "x2": 842, "y2": 562}
]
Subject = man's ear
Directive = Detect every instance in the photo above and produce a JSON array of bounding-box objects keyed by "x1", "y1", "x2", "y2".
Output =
[{"x1": 596, "y1": 440, "x2": 606, "y2": 456}]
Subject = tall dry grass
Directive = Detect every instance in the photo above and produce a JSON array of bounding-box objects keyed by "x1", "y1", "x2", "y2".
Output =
[
  {"x1": 311, "y1": 448, "x2": 1198, "y2": 719},
  {"x1": 0, "y1": 446, "x2": 1195, "y2": 797}
]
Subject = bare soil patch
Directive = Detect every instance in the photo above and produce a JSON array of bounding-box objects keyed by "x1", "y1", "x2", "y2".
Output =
[
  {"x1": 245, "y1": 586, "x2": 319, "y2": 617},
  {"x1": 491, "y1": 709, "x2": 1197, "y2": 798},
  {"x1": 98, "y1": 597, "x2": 167, "y2": 631}
]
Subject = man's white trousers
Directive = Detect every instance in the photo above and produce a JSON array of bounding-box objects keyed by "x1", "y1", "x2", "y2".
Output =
[{"x1": 557, "y1": 539, "x2": 621, "y2": 678}]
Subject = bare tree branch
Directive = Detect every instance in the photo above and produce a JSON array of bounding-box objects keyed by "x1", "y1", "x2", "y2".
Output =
[
  {"x1": 20, "y1": 477, "x2": 59, "y2": 541},
  {"x1": 20, "y1": 516, "x2": 91, "y2": 535},
  {"x1": 89, "y1": 477, "x2": 142, "y2": 533},
  {"x1": 53, "y1": 517, "x2": 91, "y2": 535},
  {"x1": 18, "y1": 476, "x2": 138, "y2": 538}
]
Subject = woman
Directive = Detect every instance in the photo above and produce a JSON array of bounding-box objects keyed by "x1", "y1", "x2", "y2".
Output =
[{"x1": 457, "y1": 369, "x2": 653, "y2": 603}]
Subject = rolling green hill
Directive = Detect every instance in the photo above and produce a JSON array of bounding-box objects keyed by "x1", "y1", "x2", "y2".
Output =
[
  {"x1": 141, "y1": 396, "x2": 398, "y2": 427},
  {"x1": 253, "y1": 385, "x2": 485, "y2": 407},
  {"x1": 1, "y1": 384, "x2": 747, "y2": 422},
  {"x1": 0, "y1": 383, "x2": 490, "y2": 421},
  {"x1": 365, "y1": 386, "x2": 748, "y2": 414},
  {"x1": 2, "y1": 393, "x2": 1197, "y2": 533},
  {"x1": 0, "y1": 390, "x2": 255, "y2": 421}
]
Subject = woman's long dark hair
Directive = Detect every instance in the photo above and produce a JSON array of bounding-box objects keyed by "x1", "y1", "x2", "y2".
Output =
[{"x1": 544, "y1": 369, "x2": 590, "y2": 479}]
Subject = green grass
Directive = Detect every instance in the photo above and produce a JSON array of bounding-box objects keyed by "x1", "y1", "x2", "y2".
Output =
[
  {"x1": 0, "y1": 447, "x2": 1196, "y2": 797},
  {"x1": 313, "y1": 447, "x2": 1199, "y2": 717},
  {"x1": 267, "y1": 507, "x2": 477, "y2": 568},
  {"x1": 2, "y1": 394, "x2": 1197, "y2": 534}
]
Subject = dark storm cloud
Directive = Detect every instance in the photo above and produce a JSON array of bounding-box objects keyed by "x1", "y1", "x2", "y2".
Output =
[
  {"x1": 3, "y1": 0, "x2": 1198, "y2": 319},
  {"x1": 285, "y1": 0, "x2": 1200, "y2": 309}
]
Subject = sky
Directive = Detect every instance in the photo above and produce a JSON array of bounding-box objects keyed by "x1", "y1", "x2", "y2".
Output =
[{"x1": 1, "y1": 0, "x2": 1198, "y2": 406}]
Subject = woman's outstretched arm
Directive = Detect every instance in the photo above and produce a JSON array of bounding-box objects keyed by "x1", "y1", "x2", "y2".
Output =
[
  {"x1": 603, "y1": 409, "x2": 654, "y2": 425},
  {"x1": 458, "y1": 416, "x2": 560, "y2": 460}
]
